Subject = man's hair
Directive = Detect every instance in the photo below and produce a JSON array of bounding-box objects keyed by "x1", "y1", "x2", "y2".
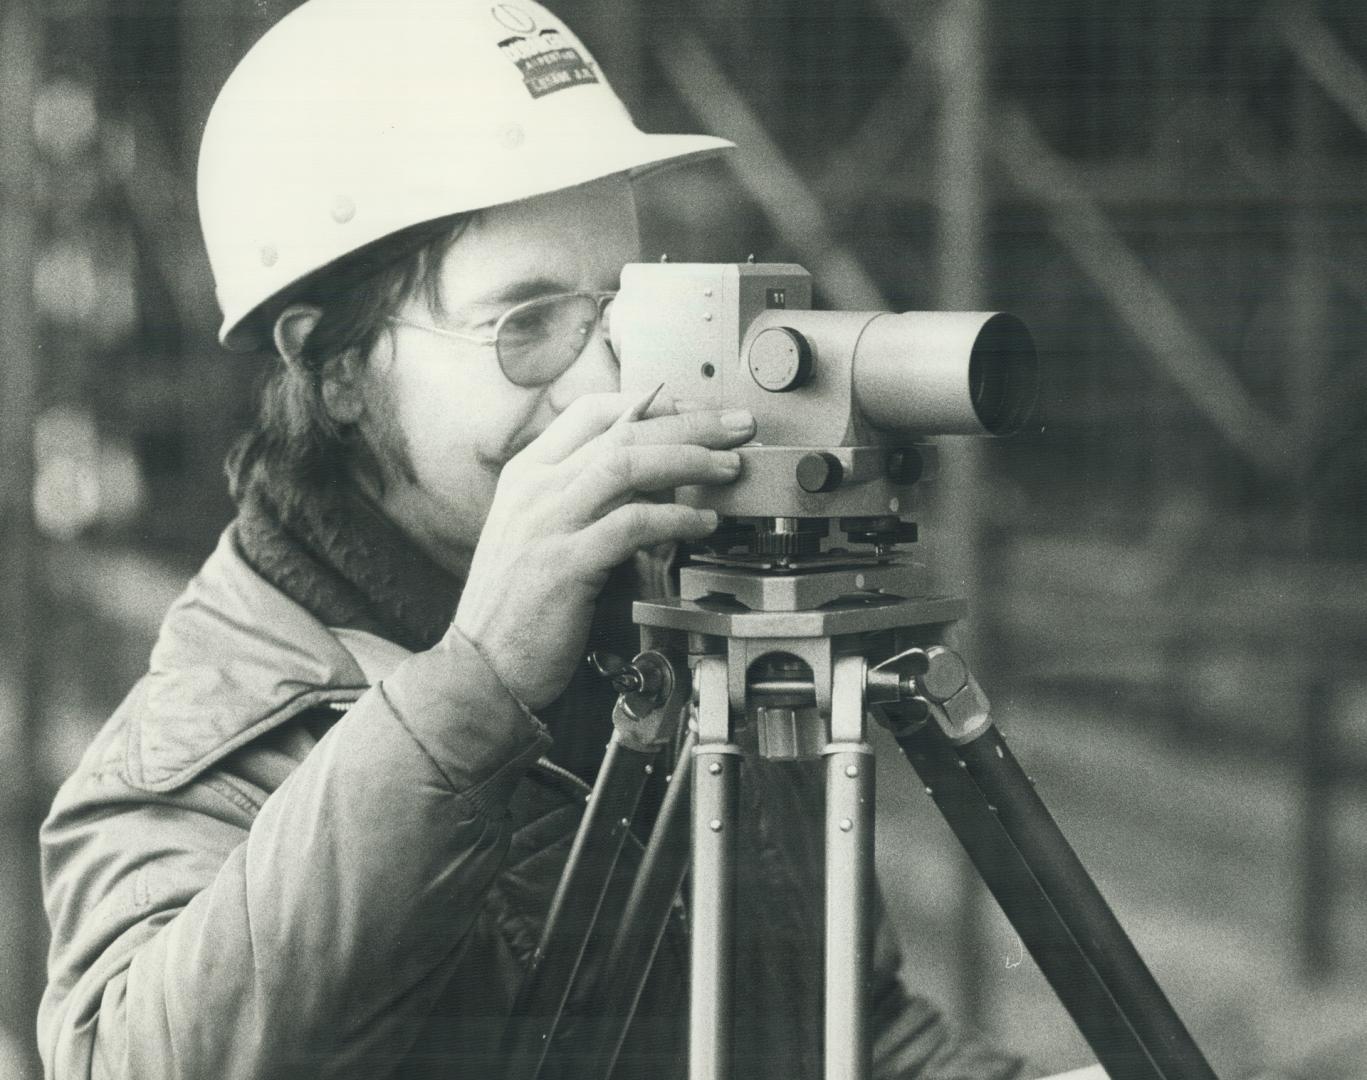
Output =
[{"x1": 225, "y1": 213, "x2": 472, "y2": 499}]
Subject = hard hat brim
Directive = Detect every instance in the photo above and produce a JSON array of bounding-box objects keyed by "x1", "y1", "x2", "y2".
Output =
[{"x1": 216, "y1": 134, "x2": 735, "y2": 353}]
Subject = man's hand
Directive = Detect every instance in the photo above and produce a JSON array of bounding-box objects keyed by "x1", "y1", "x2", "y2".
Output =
[{"x1": 453, "y1": 392, "x2": 754, "y2": 711}]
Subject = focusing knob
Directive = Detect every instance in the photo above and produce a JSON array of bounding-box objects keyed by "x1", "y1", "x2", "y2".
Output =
[
  {"x1": 748, "y1": 326, "x2": 813, "y2": 392},
  {"x1": 796, "y1": 452, "x2": 843, "y2": 493}
]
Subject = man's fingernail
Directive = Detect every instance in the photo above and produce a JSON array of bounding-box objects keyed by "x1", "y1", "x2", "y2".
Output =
[
  {"x1": 721, "y1": 409, "x2": 755, "y2": 432},
  {"x1": 714, "y1": 451, "x2": 742, "y2": 473},
  {"x1": 699, "y1": 509, "x2": 720, "y2": 530}
]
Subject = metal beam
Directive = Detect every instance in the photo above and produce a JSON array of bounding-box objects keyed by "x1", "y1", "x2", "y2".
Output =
[
  {"x1": 992, "y1": 107, "x2": 1301, "y2": 480},
  {"x1": 654, "y1": 31, "x2": 887, "y2": 311},
  {"x1": 123, "y1": 109, "x2": 217, "y2": 335},
  {"x1": 1277, "y1": 4, "x2": 1367, "y2": 141},
  {"x1": 179, "y1": 0, "x2": 240, "y2": 172},
  {"x1": 930, "y1": 0, "x2": 992, "y2": 1028},
  {"x1": 933, "y1": 0, "x2": 987, "y2": 313},
  {"x1": 860, "y1": 0, "x2": 1301, "y2": 480},
  {"x1": 815, "y1": 53, "x2": 931, "y2": 208}
]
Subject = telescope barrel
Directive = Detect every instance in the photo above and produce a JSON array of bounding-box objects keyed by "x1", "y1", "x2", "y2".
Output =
[{"x1": 852, "y1": 311, "x2": 1038, "y2": 437}]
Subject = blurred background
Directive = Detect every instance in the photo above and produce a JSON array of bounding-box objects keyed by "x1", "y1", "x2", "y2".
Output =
[{"x1": 2, "y1": 0, "x2": 1366, "y2": 1077}]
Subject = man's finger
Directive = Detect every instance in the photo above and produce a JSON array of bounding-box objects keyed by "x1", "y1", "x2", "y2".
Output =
[
  {"x1": 518, "y1": 391, "x2": 679, "y2": 466},
  {"x1": 517, "y1": 393, "x2": 630, "y2": 465},
  {"x1": 561, "y1": 407, "x2": 755, "y2": 473},
  {"x1": 576, "y1": 502, "x2": 720, "y2": 569},
  {"x1": 559, "y1": 444, "x2": 741, "y2": 517}
]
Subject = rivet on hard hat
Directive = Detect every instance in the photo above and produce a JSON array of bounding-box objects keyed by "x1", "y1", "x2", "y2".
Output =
[
  {"x1": 260, "y1": 245, "x2": 278, "y2": 268},
  {"x1": 500, "y1": 124, "x2": 526, "y2": 150},
  {"x1": 331, "y1": 195, "x2": 356, "y2": 224}
]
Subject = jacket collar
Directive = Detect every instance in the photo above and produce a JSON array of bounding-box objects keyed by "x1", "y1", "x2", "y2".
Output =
[{"x1": 126, "y1": 526, "x2": 370, "y2": 792}]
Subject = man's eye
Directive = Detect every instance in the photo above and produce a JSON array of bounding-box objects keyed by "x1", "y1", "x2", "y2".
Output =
[{"x1": 500, "y1": 305, "x2": 555, "y2": 344}]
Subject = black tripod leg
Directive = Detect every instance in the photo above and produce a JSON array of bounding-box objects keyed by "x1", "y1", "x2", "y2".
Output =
[
  {"x1": 955, "y1": 725, "x2": 1219, "y2": 1080},
  {"x1": 891, "y1": 716, "x2": 1163, "y2": 1080},
  {"x1": 500, "y1": 733, "x2": 657, "y2": 1080},
  {"x1": 581, "y1": 729, "x2": 698, "y2": 1079}
]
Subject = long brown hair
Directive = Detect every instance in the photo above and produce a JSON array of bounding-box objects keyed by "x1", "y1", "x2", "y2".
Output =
[{"x1": 226, "y1": 213, "x2": 472, "y2": 499}]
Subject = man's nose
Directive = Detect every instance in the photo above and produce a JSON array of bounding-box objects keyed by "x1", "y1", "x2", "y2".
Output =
[{"x1": 545, "y1": 329, "x2": 620, "y2": 411}]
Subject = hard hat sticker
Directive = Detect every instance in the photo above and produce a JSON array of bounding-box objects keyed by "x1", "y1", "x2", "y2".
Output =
[{"x1": 496, "y1": 26, "x2": 600, "y2": 99}]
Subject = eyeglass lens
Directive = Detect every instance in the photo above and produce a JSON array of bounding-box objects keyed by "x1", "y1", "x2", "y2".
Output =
[{"x1": 496, "y1": 294, "x2": 605, "y2": 387}]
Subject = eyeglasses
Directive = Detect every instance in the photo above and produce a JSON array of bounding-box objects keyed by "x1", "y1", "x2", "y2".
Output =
[{"x1": 386, "y1": 290, "x2": 616, "y2": 388}]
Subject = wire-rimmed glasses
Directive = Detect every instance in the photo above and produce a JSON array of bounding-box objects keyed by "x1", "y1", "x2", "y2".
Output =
[{"x1": 387, "y1": 291, "x2": 616, "y2": 388}]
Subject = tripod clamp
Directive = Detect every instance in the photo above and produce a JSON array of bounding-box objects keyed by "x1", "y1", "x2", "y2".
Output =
[
  {"x1": 866, "y1": 645, "x2": 992, "y2": 744},
  {"x1": 589, "y1": 649, "x2": 688, "y2": 751},
  {"x1": 589, "y1": 640, "x2": 991, "y2": 776}
]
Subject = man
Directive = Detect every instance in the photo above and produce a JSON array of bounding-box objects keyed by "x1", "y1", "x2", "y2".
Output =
[{"x1": 37, "y1": 2, "x2": 1026, "y2": 1077}]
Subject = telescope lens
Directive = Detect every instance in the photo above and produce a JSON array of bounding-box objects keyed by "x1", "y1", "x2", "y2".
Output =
[{"x1": 968, "y1": 313, "x2": 1038, "y2": 436}]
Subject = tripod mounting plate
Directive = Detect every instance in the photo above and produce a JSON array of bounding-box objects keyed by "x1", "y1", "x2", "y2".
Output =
[
  {"x1": 680, "y1": 560, "x2": 930, "y2": 612},
  {"x1": 631, "y1": 593, "x2": 966, "y2": 639}
]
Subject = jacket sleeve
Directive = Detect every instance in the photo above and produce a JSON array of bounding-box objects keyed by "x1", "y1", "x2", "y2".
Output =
[
  {"x1": 38, "y1": 629, "x2": 550, "y2": 1080},
  {"x1": 870, "y1": 886, "x2": 1029, "y2": 1080}
]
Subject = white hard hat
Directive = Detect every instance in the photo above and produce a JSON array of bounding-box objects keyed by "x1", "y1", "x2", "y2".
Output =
[{"x1": 198, "y1": 0, "x2": 732, "y2": 351}]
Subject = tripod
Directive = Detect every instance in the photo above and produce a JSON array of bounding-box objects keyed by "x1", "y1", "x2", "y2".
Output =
[{"x1": 498, "y1": 529, "x2": 1221, "y2": 1080}]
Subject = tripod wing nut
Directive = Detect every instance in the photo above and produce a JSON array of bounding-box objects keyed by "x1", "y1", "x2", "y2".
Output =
[{"x1": 610, "y1": 650, "x2": 689, "y2": 752}]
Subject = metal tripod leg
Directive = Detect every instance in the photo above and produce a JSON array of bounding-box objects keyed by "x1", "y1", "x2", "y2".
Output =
[
  {"x1": 500, "y1": 733, "x2": 658, "y2": 1080},
  {"x1": 690, "y1": 654, "x2": 739, "y2": 1080},
  {"x1": 573, "y1": 651, "x2": 876, "y2": 1080},
  {"x1": 585, "y1": 727, "x2": 698, "y2": 1079},
  {"x1": 500, "y1": 648, "x2": 689, "y2": 1080},
  {"x1": 824, "y1": 655, "x2": 875, "y2": 1080},
  {"x1": 886, "y1": 710, "x2": 1218, "y2": 1080},
  {"x1": 956, "y1": 726, "x2": 1219, "y2": 1080},
  {"x1": 890, "y1": 710, "x2": 1159, "y2": 1080}
]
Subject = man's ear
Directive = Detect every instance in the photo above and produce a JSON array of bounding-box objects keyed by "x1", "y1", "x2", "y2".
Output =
[
  {"x1": 273, "y1": 304, "x2": 366, "y2": 425},
  {"x1": 273, "y1": 304, "x2": 321, "y2": 367}
]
